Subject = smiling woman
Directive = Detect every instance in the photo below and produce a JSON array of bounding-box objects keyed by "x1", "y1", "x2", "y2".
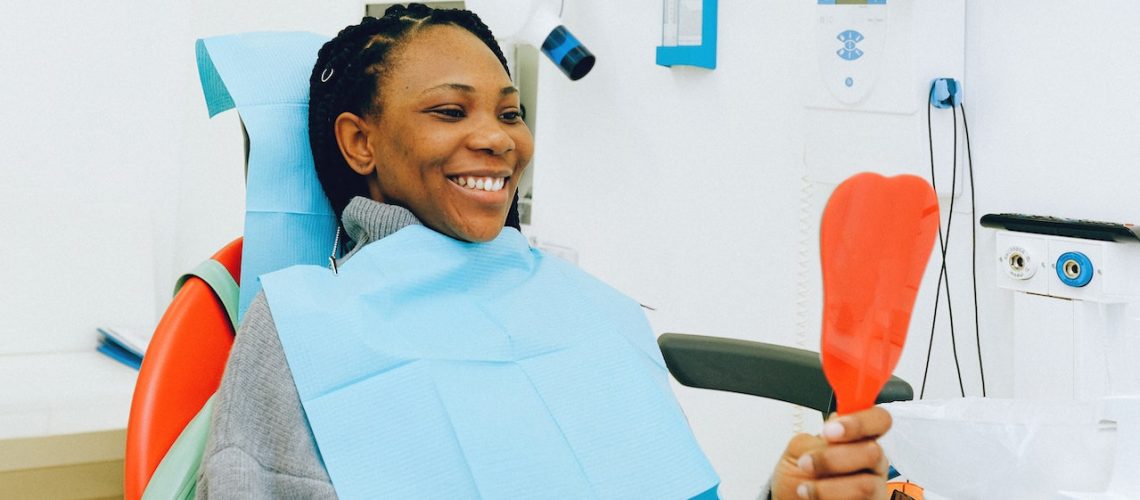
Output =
[
  {"x1": 331, "y1": 25, "x2": 533, "y2": 242},
  {"x1": 195, "y1": 4, "x2": 891, "y2": 500},
  {"x1": 308, "y1": 6, "x2": 532, "y2": 243}
]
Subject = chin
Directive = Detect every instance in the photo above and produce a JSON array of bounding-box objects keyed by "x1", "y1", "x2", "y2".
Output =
[
  {"x1": 443, "y1": 220, "x2": 505, "y2": 243},
  {"x1": 457, "y1": 228, "x2": 502, "y2": 243}
]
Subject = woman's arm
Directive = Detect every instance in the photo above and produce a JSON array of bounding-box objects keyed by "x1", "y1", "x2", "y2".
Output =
[{"x1": 196, "y1": 292, "x2": 335, "y2": 499}]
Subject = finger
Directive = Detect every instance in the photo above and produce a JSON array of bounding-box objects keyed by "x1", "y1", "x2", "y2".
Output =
[
  {"x1": 796, "y1": 473, "x2": 886, "y2": 500},
  {"x1": 876, "y1": 450, "x2": 889, "y2": 477},
  {"x1": 822, "y1": 407, "x2": 892, "y2": 443},
  {"x1": 797, "y1": 440, "x2": 884, "y2": 478},
  {"x1": 785, "y1": 432, "x2": 828, "y2": 459}
]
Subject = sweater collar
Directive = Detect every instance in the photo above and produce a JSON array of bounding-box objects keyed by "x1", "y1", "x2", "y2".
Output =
[{"x1": 340, "y1": 196, "x2": 421, "y2": 260}]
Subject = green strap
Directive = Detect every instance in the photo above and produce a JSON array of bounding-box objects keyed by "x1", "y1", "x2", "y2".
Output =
[
  {"x1": 142, "y1": 395, "x2": 215, "y2": 500},
  {"x1": 174, "y1": 259, "x2": 239, "y2": 330},
  {"x1": 140, "y1": 259, "x2": 237, "y2": 496}
]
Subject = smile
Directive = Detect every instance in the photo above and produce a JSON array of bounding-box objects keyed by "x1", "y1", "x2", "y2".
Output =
[{"x1": 448, "y1": 175, "x2": 507, "y2": 193}]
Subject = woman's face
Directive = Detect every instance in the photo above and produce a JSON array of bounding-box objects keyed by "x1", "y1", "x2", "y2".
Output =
[{"x1": 359, "y1": 25, "x2": 533, "y2": 242}]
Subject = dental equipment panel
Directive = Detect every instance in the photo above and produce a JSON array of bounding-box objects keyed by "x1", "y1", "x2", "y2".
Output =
[
  {"x1": 803, "y1": 0, "x2": 966, "y2": 190},
  {"x1": 984, "y1": 213, "x2": 1140, "y2": 498},
  {"x1": 982, "y1": 214, "x2": 1140, "y2": 400},
  {"x1": 880, "y1": 214, "x2": 1140, "y2": 498},
  {"x1": 814, "y1": 0, "x2": 887, "y2": 107}
]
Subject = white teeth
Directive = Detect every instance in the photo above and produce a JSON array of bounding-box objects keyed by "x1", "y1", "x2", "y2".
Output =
[{"x1": 451, "y1": 175, "x2": 507, "y2": 192}]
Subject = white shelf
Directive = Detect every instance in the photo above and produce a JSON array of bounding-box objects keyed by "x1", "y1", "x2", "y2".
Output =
[{"x1": 0, "y1": 351, "x2": 138, "y2": 441}]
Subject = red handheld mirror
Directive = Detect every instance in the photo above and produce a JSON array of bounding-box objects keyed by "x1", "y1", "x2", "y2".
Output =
[{"x1": 820, "y1": 173, "x2": 939, "y2": 415}]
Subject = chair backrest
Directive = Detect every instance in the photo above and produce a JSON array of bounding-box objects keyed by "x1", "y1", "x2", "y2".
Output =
[
  {"x1": 124, "y1": 238, "x2": 242, "y2": 500},
  {"x1": 658, "y1": 333, "x2": 913, "y2": 419}
]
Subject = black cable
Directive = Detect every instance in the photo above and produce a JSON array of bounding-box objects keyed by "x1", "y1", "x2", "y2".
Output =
[
  {"x1": 947, "y1": 106, "x2": 966, "y2": 397},
  {"x1": 920, "y1": 86, "x2": 966, "y2": 398},
  {"x1": 961, "y1": 103, "x2": 987, "y2": 397}
]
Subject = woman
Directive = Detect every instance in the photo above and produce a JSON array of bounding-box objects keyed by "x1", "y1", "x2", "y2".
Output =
[{"x1": 197, "y1": 4, "x2": 891, "y2": 499}]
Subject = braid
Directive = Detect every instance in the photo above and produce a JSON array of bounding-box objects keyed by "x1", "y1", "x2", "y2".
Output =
[{"x1": 308, "y1": 3, "x2": 520, "y2": 228}]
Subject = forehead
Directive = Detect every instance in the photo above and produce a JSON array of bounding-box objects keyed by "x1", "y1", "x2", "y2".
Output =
[{"x1": 381, "y1": 24, "x2": 511, "y2": 96}]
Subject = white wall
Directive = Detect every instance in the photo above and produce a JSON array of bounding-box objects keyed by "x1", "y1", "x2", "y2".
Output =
[
  {"x1": 0, "y1": 1, "x2": 364, "y2": 356},
  {"x1": 0, "y1": 2, "x2": 190, "y2": 354},
  {"x1": 529, "y1": 1, "x2": 1140, "y2": 497}
]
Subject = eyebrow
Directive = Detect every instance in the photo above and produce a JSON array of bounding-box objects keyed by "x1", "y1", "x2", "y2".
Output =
[{"x1": 421, "y1": 83, "x2": 519, "y2": 97}]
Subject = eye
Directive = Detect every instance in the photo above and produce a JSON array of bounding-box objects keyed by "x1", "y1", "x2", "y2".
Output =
[
  {"x1": 429, "y1": 107, "x2": 466, "y2": 120},
  {"x1": 500, "y1": 108, "x2": 524, "y2": 123}
]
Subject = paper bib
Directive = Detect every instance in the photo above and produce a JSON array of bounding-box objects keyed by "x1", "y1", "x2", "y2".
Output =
[{"x1": 262, "y1": 226, "x2": 718, "y2": 499}]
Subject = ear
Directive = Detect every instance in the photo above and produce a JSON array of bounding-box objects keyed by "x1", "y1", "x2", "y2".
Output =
[{"x1": 333, "y1": 111, "x2": 377, "y2": 175}]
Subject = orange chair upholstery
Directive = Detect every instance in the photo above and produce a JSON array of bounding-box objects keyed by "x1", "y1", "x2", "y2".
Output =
[{"x1": 124, "y1": 238, "x2": 242, "y2": 500}]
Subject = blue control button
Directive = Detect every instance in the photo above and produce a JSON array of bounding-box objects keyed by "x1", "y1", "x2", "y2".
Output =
[
  {"x1": 836, "y1": 30, "x2": 864, "y2": 60},
  {"x1": 845, "y1": 77, "x2": 854, "y2": 87}
]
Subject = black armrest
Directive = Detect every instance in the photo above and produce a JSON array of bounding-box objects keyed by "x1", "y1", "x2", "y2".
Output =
[{"x1": 658, "y1": 333, "x2": 913, "y2": 418}]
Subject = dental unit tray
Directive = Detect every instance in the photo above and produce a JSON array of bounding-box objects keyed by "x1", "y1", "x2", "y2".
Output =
[{"x1": 980, "y1": 213, "x2": 1140, "y2": 243}]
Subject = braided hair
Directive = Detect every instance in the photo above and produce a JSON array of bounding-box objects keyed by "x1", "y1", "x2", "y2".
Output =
[{"x1": 308, "y1": 3, "x2": 521, "y2": 230}]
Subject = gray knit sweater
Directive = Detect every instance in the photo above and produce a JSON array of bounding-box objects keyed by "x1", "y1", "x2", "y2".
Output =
[{"x1": 196, "y1": 197, "x2": 420, "y2": 499}]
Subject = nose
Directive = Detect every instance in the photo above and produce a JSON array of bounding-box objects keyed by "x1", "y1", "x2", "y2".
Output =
[{"x1": 467, "y1": 118, "x2": 514, "y2": 156}]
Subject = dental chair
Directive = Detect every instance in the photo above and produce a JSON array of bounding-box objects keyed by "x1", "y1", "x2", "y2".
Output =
[
  {"x1": 659, "y1": 333, "x2": 912, "y2": 418},
  {"x1": 123, "y1": 31, "x2": 914, "y2": 500},
  {"x1": 125, "y1": 238, "x2": 241, "y2": 499}
]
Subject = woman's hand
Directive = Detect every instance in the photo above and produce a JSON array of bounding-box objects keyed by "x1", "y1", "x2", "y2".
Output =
[{"x1": 769, "y1": 407, "x2": 892, "y2": 500}]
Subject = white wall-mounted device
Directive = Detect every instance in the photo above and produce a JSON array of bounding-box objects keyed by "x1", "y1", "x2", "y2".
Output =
[
  {"x1": 802, "y1": 0, "x2": 965, "y2": 192},
  {"x1": 812, "y1": 0, "x2": 888, "y2": 108},
  {"x1": 806, "y1": 0, "x2": 914, "y2": 114},
  {"x1": 988, "y1": 217, "x2": 1140, "y2": 498},
  {"x1": 994, "y1": 230, "x2": 1140, "y2": 400}
]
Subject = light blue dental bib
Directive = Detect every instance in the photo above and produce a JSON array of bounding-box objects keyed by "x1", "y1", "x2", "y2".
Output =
[{"x1": 261, "y1": 226, "x2": 719, "y2": 499}]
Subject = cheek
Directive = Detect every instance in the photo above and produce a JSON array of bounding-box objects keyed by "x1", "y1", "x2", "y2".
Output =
[
  {"x1": 518, "y1": 125, "x2": 535, "y2": 152},
  {"x1": 513, "y1": 131, "x2": 536, "y2": 169},
  {"x1": 377, "y1": 137, "x2": 443, "y2": 199}
]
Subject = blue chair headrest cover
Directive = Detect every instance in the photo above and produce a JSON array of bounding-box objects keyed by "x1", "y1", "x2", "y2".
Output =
[{"x1": 195, "y1": 32, "x2": 334, "y2": 319}]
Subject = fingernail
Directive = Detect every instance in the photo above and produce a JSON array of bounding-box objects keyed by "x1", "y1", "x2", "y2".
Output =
[
  {"x1": 796, "y1": 483, "x2": 810, "y2": 499},
  {"x1": 822, "y1": 420, "x2": 844, "y2": 440},
  {"x1": 797, "y1": 454, "x2": 814, "y2": 474}
]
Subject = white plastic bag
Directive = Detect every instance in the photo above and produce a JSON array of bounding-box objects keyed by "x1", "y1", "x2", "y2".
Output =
[{"x1": 880, "y1": 398, "x2": 1116, "y2": 499}]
